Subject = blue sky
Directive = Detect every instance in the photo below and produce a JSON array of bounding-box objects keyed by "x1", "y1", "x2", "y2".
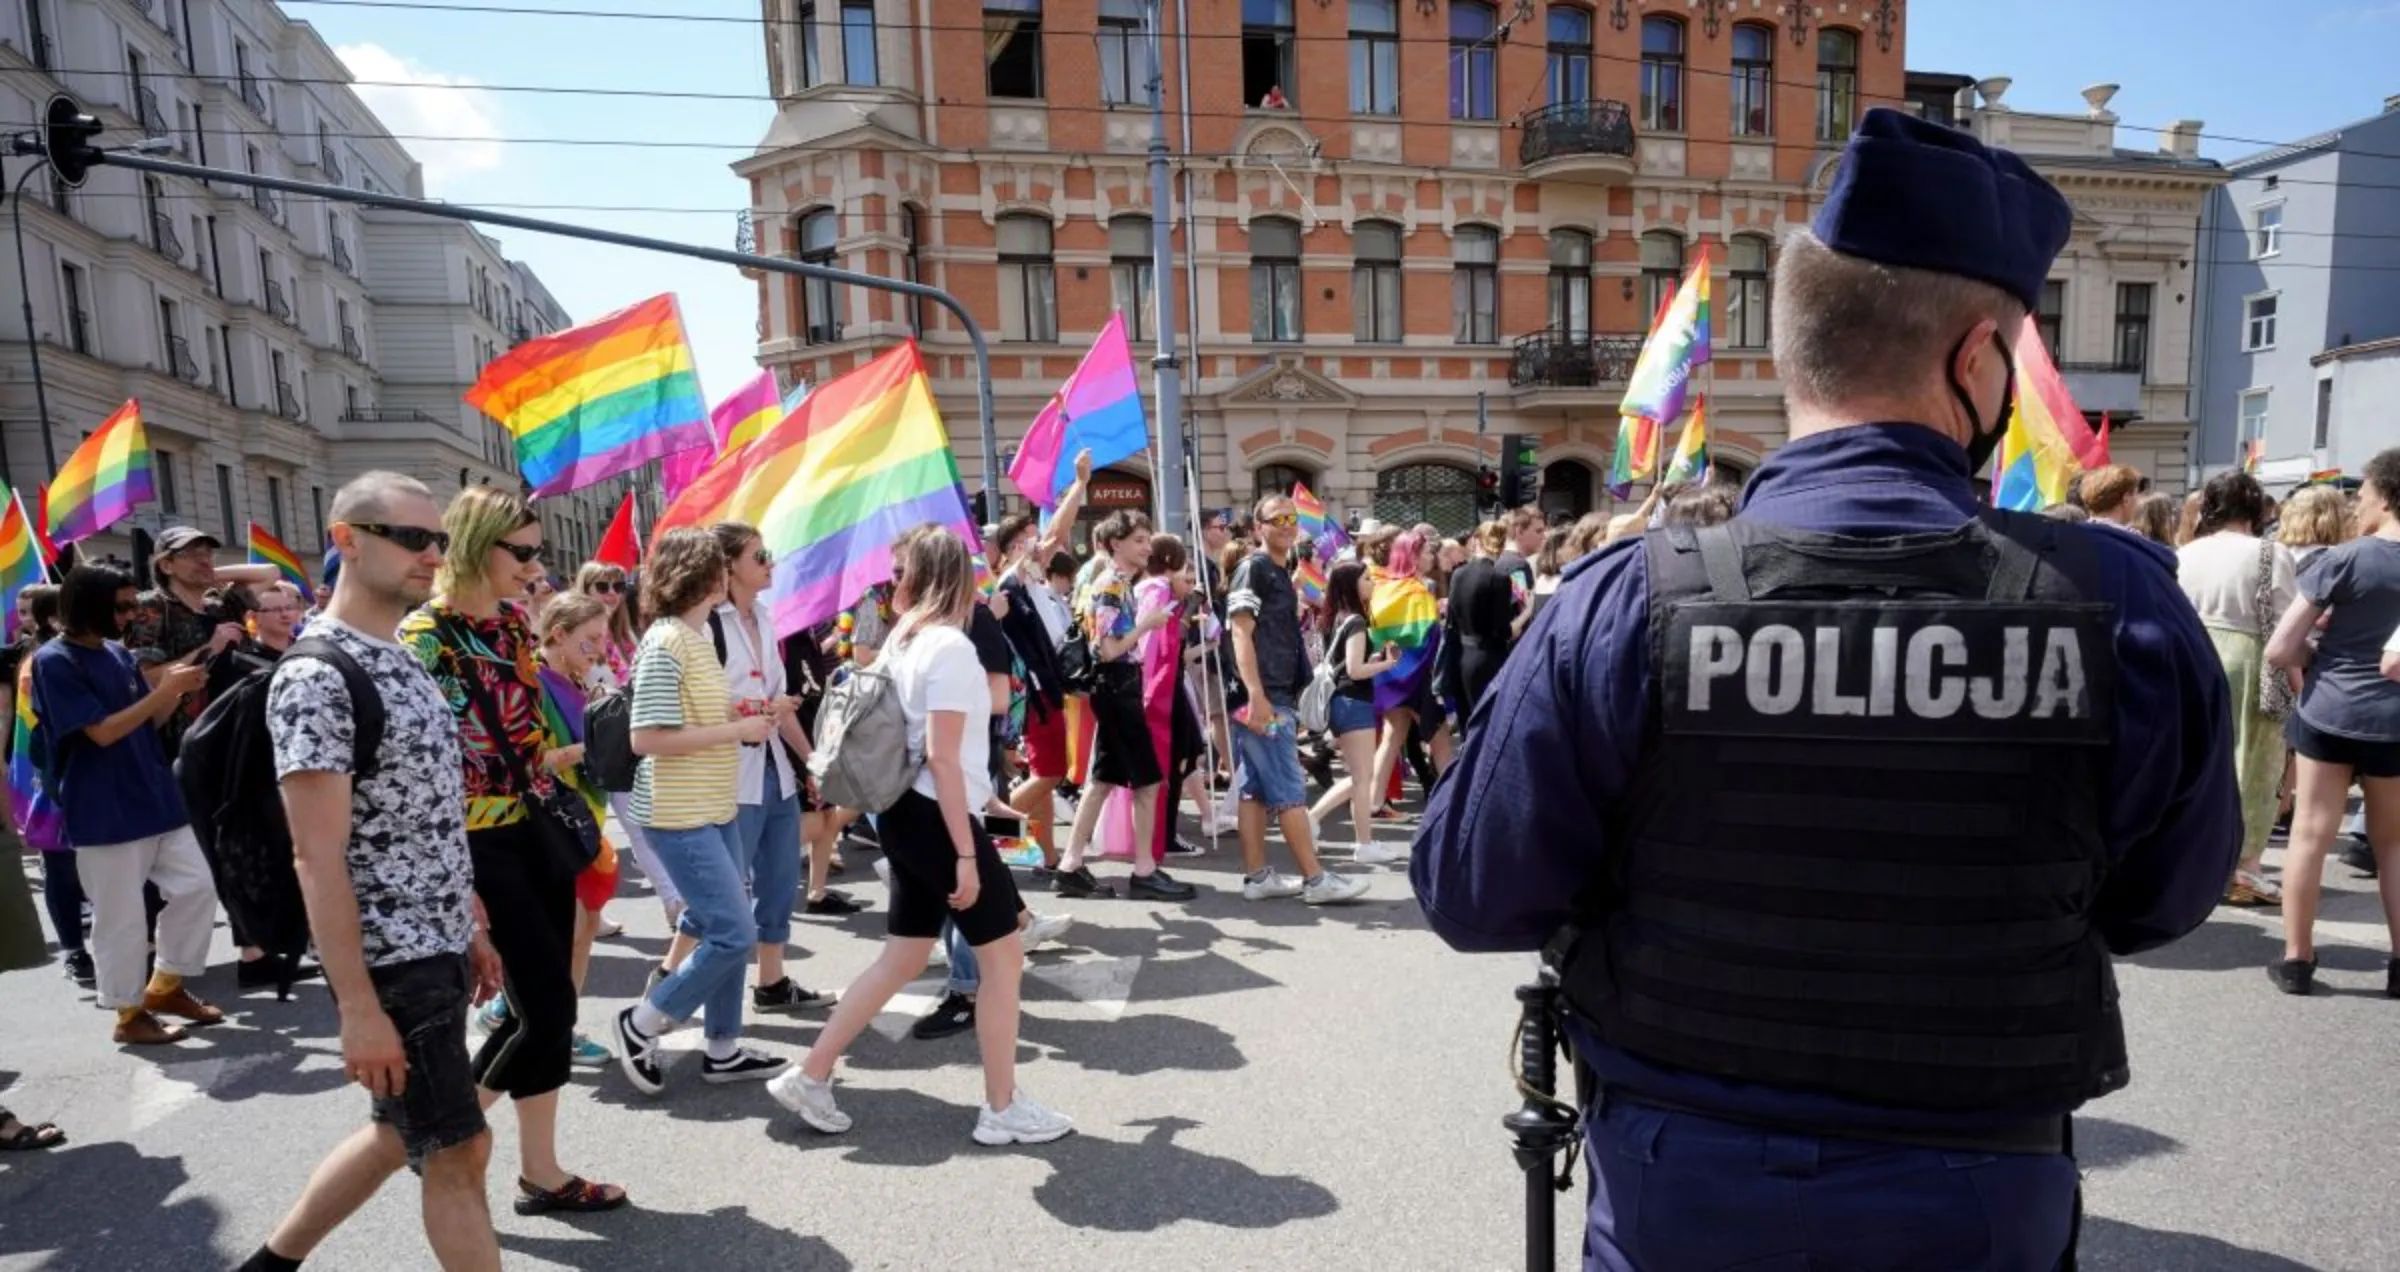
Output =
[{"x1": 294, "y1": 0, "x2": 2400, "y2": 400}]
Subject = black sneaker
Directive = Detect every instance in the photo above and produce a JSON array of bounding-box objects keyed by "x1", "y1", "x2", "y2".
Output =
[
  {"x1": 2339, "y1": 837, "x2": 2379, "y2": 878},
  {"x1": 1167, "y1": 837, "x2": 1207, "y2": 858},
  {"x1": 63, "y1": 949, "x2": 94, "y2": 987},
  {"x1": 1301, "y1": 749, "x2": 1335, "y2": 790},
  {"x1": 842, "y1": 821, "x2": 881, "y2": 850},
  {"x1": 752, "y1": 978, "x2": 831, "y2": 1013},
  {"x1": 1052, "y1": 866, "x2": 1105, "y2": 898},
  {"x1": 1026, "y1": 865, "x2": 1057, "y2": 885},
  {"x1": 701, "y1": 1047, "x2": 790, "y2": 1085},
  {"x1": 1129, "y1": 869, "x2": 1198, "y2": 901},
  {"x1": 2268, "y1": 958, "x2": 2317, "y2": 997},
  {"x1": 2387, "y1": 959, "x2": 2400, "y2": 1000},
  {"x1": 909, "y1": 991, "x2": 976, "y2": 1041},
  {"x1": 804, "y1": 891, "x2": 867, "y2": 916},
  {"x1": 614, "y1": 1007, "x2": 665, "y2": 1096}
]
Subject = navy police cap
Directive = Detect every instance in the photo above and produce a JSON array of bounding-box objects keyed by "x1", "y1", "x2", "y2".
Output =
[{"x1": 1811, "y1": 107, "x2": 2072, "y2": 312}]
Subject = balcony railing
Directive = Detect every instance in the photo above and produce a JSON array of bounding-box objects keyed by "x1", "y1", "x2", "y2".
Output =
[
  {"x1": 734, "y1": 209, "x2": 755, "y2": 255},
  {"x1": 341, "y1": 324, "x2": 362, "y2": 359},
  {"x1": 135, "y1": 85, "x2": 169, "y2": 135},
  {"x1": 274, "y1": 381, "x2": 302, "y2": 420},
  {"x1": 1519, "y1": 99, "x2": 1637, "y2": 168},
  {"x1": 340, "y1": 407, "x2": 444, "y2": 426},
  {"x1": 251, "y1": 186, "x2": 281, "y2": 222},
  {"x1": 2058, "y1": 361, "x2": 2145, "y2": 415},
  {"x1": 1509, "y1": 329, "x2": 1647, "y2": 390},
  {"x1": 150, "y1": 210, "x2": 182, "y2": 262},
  {"x1": 238, "y1": 72, "x2": 268, "y2": 119},
  {"x1": 264, "y1": 279, "x2": 292, "y2": 323},
  {"x1": 508, "y1": 319, "x2": 531, "y2": 345},
  {"x1": 331, "y1": 235, "x2": 354, "y2": 274},
  {"x1": 167, "y1": 334, "x2": 201, "y2": 383},
  {"x1": 319, "y1": 143, "x2": 344, "y2": 184}
]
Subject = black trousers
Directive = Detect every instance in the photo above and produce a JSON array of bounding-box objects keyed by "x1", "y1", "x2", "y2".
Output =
[{"x1": 468, "y1": 820, "x2": 577, "y2": 1102}]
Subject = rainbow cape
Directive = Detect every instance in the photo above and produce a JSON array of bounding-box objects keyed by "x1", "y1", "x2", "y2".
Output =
[
  {"x1": 10, "y1": 657, "x2": 62, "y2": 851},
  {"x1": 48, "y1": 400, "x2": 155, "y2": 546},
  {"x1": 1661, "y1": 398, "x2": 1709, "y2": 488},
  {"x1": 1366, "y1": 567, "x2": 1440, "y2": 714},
  {"x1": 247, "y1": 522, "x2": 315, "y2": 603},
  {"x1": 465, "y1": 293, "x2": 713, "y2": 498},
  {"x1": 1992, "y1": 313, "x2": 2104, "y2": 512},
  {"x1": 1008, "y1": 312, "x2": 1150, "y2": 510},
  {"x1": 654, "y1": 341, "x2": 981, "y2": 636}
]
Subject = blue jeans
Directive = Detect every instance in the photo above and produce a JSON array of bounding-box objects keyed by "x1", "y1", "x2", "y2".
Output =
[
  {"x1": 1234, "y1": 708, "x2": 1309, "y2": 813},
  {"x1": 642, "y1": 821, "x2": 755, "y2": 1043},
  {"x1": 729, "y1": 793, "x2": 801, "y2": 945},
  {"x1": 944, "y1": 921, "x2": 979, "y2": 995}
]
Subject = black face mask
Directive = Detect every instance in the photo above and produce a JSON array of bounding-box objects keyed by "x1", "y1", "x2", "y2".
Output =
[{"x1": 1948, "y1": 330, "x2": 2017, "y2": 476}]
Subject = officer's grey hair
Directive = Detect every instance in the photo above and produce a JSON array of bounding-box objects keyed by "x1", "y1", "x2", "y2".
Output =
[
  {"x1": 329, "y1": 470, "x2": 434, "y2": 525},
  {"x1": 1770, "y1": 230, "x2": 2027, "y2": 412}
]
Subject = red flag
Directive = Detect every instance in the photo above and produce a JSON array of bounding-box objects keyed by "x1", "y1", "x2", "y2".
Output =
[
  {"x1": 30, "y1": 488, "x2": 55, "y2": 567},
  {"x1": 2091, "y1": 412, "x2": 2111, "y2": 468},
  {"x1": 594, "y1": 491, "x2": 640, "y2": 570}
]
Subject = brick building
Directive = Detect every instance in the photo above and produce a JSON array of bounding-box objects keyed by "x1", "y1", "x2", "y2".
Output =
[{"x1": 738, "y1": 0, "x2": 1907, "y2": 533}]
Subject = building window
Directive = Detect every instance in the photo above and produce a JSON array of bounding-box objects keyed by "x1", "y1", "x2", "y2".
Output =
[
  {"x1": 2245, "y1": 293, "x2": 2278, "y2": 351},
  {"x1": 1450, "y1": 2, "x2": 1497, "y2": 121},
  {"x1": 798, "y1": 0, "x2": 821, "y2": 86},
  {"x1": 1817, "y1": 29, "x2": 1859, "y2": 142},
  {"x1": 2253, "y1": 203, "x2": 2283, "y2": 258},
  {"x1": 2113, "y1": 283, "x2": 2152, "y2": 375},
  {"x1": 1249, "y1": 216, "x2": 1303, "y2": 342},
  {"x1": 1453, "y1": 225, "x2": 1499, "y2": 345},
  {"x1": 1352, "y1": 220, "x2": 1403, "y2": 344},
  {"x1": 1098, "y1": 0, "x2": 1155, "y2": 106},
  {"x1": 2035, "y1": 279, "x2": 2065, "y2": 352},
  {"x1": 997, "y1": 214, "x2": 1057, "y2": 343},
  {"x1": 1255, "y1": 463, "x2": 1314, "y2": 504},
  {"x1": 1547, "y1": 230, "x2": 1592, "y2": 338},
  {"x1": 2315, "y1": 378, "x2": 2333, "y2": 451},
  {"x1": 216, "y1": 463, "x2": 238, "y2": 543},
  {"x1": 1349, "y1": 0, "x2": 1399, "y2": 116},
  {"x1": 900, "y1": 202, "x2": 924, "y2": 336},
  {"x1": 2239, "y1": 389, "x2": 2270, "y2": 449},
  {"x1": 267, "y1": 474, "x2": 287, "y2": 539},
  {"x1": 797, "y1": 209, "x2": 842, "y2": 344},
  {"x1": 1243, "y1": 0, "x2": 1296, "y2": 109},
  {"x1": 312, "y1": 485, "x2": 326, "y2": 546},
  {"x1": 840, "y1": 0, "x2": 877, "y2": 85},
  {"x1": 1109, "y1": 214, "x2": 1154, "y2": 343},
  {"x1": 157, "y1": 295, "x2": 178, "y2": 363},
  {"x1": 60, "y1": 262, "x2": 90, "y2": 354},
  {"x1": 1546, "y1": 6, "x2": 1593, "y2": 105},
  {"x1": 1639, "y1": 17, "x2": 1684, "y2": 131},
  {"x1": 985, "y1": 0, "x2": 1043, "y2": 99},
  {"x1": 1374, "y1": 462, "x2": 1479, "y2": 537},
  {"x1": 158, "y1": 449, "x2": 181, "y2": 516},
  {"x1": 1640, "y1": 231, "x2": 1684, "y2": 321},
  {"x1": 1727, "y1": 234, "x2": 1771, "y2": 348},
  {"x1": 1731, "y1": 23, "x2": 1774, "y2": 136}
]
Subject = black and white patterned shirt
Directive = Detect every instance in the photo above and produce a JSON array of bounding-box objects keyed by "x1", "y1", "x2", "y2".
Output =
[{"x1": 267, "y1": 617, "x2": 474, "y2": 968}]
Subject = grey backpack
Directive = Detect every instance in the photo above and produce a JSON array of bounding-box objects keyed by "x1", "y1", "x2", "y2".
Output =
[{"x1": 809, "y1": 662, "x2": 918, "y2": 813}]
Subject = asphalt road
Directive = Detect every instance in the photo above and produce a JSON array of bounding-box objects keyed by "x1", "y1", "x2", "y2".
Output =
[{"x1": 1, "y1": 823, "x2": 2395, "y2": 1272}]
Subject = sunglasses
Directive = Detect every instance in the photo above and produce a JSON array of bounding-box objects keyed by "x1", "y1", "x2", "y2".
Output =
[
  {"x1": 496, "y1": 541, "x2": 547, "y2": 565},
  {"x1": 349, "y1": 522, "x2": 451, "y2": 554},
  {"x1": 587, "y1": 580, "x2": 622, "y2": 594},
  {"x1": 753, "y1": 547, "x2": 774, "y2": 566},
  {"x1": 1262, "y1": 513, "x2": 1299, "y2": 529}
]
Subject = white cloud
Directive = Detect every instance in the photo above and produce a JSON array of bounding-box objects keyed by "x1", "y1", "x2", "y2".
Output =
[{"x1": 332, "y1": 43, "x2": 504, "y2": 195}]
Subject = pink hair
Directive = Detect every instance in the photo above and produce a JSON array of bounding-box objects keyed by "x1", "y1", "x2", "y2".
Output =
[{"x1": 1387, "y1": 530, "x2": 1426, "y2": 579}]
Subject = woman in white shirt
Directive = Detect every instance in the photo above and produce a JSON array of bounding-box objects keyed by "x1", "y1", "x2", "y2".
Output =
[
  {"x1": 2178, "y1": 471, "x2": 2298, "y2": 905},
  {"x1": 769, "y1": 526, "x2": 1073, "y2": 1147}
]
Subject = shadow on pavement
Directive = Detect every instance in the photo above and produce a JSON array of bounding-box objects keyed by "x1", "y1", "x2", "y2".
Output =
[
  {"x1": 499, "y1": 1204, "x2": 850, "y2": 1271},
  {"x1": 0, "y1": 1142, "x2": 226, "y2": 1266},
  {"x1": 1018, "y1": 1012, "x2": 1247, "y2": 1077},
  {"x1": 2078, "y1": 1217, "x2": 2318, "y2": 1270},
  {"x1": 2072, "y1": 1117, "x2": 2181, "y2": 1171},
  {"x1": 2126, "y1": 916, "x2": 2386, "y2": 976}
]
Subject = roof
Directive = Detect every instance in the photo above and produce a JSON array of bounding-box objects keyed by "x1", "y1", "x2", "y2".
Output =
[
  {"x1": 2313, "y1": 334, "x2": 2400, "y2": 366},
  {"x1": 2229, "y1": 104, "x2": 2400, "y2": 173}
]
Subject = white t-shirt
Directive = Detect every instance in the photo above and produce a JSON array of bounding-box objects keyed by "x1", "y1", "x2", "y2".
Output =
[
  {"x1": 712, "y1": 597, "x2": 796, "y2": 805},
  {"x1": 2176, "y1": 532, "x2": 2297, "y2": 636},
  {"x1": 887, "y1": 623, "x2": 994, "y2": 815}
]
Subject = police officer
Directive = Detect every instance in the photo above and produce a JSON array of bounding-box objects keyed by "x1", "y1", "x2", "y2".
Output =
[{"x1": 1412, "y1": 109, "x2": 2240, "y2": 1270}]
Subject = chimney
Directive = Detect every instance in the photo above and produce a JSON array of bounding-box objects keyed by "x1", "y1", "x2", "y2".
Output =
[{"x1": 2159, "y1": 120, "x2": 2203, "y2": 160}]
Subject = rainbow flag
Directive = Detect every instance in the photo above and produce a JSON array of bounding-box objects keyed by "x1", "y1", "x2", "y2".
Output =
[
  {"x1": 2241, "y1": 440, "x2": 2264, "y2": 475},
  {"x1": 1292, "y1": 482, "x2": 1348, "y2": 561},
  {"x1": 1621, "y1": 249, "x2": 1712, "y2": 429},
  {"x1": 1008, "y1": 312, "x2": 1150, "y2": 511},
  {"x1": 465, "y1": 294, "x2": 713, "y2": 498},
  {"x1": 1366, "y1": 566, "x2": 1440, "y2": 714},
  {"x1": 972, "y1": 553, "x2": 998, "y2": 600},
  {"x1": 1295, "y1": 554, "x2": 1327, "y2": 607},
  {"x1": 0, "y1": 488, "x2": 46, "y2": 643},
  {"x1": 247, "y1": 522, "x2": 315, "y2": 603},
  {"x1": 1662, "y1": 398, "x2": 1710, "y2": 488},
  {"x1": 1992, "y1": 313, "x2": 2104, "y2": 512},
  {"x1": 10, "y1": 657, "x2": 62, "y2": 852},
  {"x1": 661, "y1": 369, "x2": 793, "y2": 503},
  {"x1": 48, "y1": 400, "x2": 155, "y2": 546},
  {"x1": 655, "y1": 341, "x2": 981, "y2": 636},
  {"x1": 1608, "y1": 414, "x2": 1661, "y2": 498},
  {"x1": 2308, "y1": 468, "x2": 2343, "y2": 484}
]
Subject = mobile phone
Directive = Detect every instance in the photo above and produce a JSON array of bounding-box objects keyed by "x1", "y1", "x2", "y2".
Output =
[{"x1": 984, "y1": 812, "x2": 1025, "y2": 838}]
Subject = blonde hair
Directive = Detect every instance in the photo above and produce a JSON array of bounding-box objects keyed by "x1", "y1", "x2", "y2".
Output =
[
  {"x1": 891, "y1": 525, "x2": 976, "y2": 641},
  {"x1": 1473, "y1": 521, "x2": 1508, "y2": 556},
  {"x1": 435, "y1": 486, "x2": 538, "y2": 599},
  {"x1": 574, "y1": 560, "x2": 635, "y2": 648},
  {"x1": 539, "y1": 591, "x2": 609, "y2": 643},
  {"x1": 2279, "y1": 485, "x2": 2353, "y2": 549},
  {"x1": 2078, "y1": 465, "x2": 2143, "y2": 520}
]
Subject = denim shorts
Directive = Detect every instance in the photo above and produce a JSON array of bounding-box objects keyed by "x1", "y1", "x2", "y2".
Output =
[
  {"x1": 1327, "y1": 693, "x2": 1377, "y2": 738},
  {"x1": 360, "y1": 953, "x2": 487, "y2": 1168},
  {"x1": 1235, "y1": 709, "x2": 1310, "y2": 813}
]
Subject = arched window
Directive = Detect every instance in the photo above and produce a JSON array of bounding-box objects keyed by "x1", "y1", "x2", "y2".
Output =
[
  {"x1": 1249, "y1": 216, "x2": 1303, "y2": 342},
  {"x1": 997, "y1": 214, "x2": 1056, "y2": 342},
  {"x1": 1109, "y1": 214, "x2": 1153, "y2": 342},
  {"x1": 797, "y1": 208, "x2": 841, "y2": 344},
  {"x1": 1352, "y1": 220, "x2": 1403, "y2": 344},
  {"x1": 1639, "y1": 17, "x2": 1684, "y2": 131},
  {"x1": 1726, "y1": 234, "x2": 1771, "y2": 348},
  {"x1": 1817, "y1": 29, "x2": 1859, "y2": 142},
  {"x1": 1547, "y1": 229, "x2": 1592, "y2": 338},
  {"x1": 1453, "y1": 225, "x2": 1499, "y2": 345},
  {"x1": 1448, "y1": 1, "x2": 1496, "y2": 121},
  {"x1": 1539, "y1": 459, "x2": 1595, "y2": 523},
  {"x1": 1374, "y1": 463, "x2": 1478, "y2": 537},
  {"x1": 1640, "y1": 230, "x2": 1684, "y2": 321},
  {"x1": 1730, "y1": 23, "x2": 1774, "y2": 136},
  {"x1": 1545, "y1": 5, "x2": 1592, "y2": 106},
  {"x1": 1254, "y1": 462, "x2": 1315, "y2": 505}
]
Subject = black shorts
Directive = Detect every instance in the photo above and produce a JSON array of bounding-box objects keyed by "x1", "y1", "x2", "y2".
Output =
[
  {"x1": 880, "y1": 789, "x2": 1024, "y2": 947},
  {"x1": 2285, "y1": 715, "x2": 2400, "y2": 779},
  {"x1": 1086, "y1": 664, "x2": 1163, "y2": 790},
  {"x1": 359, "y1": 954, "x2": 486, "y2": 1167}
]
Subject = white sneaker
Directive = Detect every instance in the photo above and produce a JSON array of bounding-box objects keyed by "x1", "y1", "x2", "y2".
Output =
[
  {"x1": 1241, "y1": 870, "x2": 1305, "y2": 901},
  {"x1": 872, "y1": 857, "x2": 894, "y2": 888},
  {"x1": 1355, "y1": 840, "x2": 1404, "y2": 866},
  {"x1": 767, "y1": 1068, "x2": 853, "y2": 1134},
  {"x1": 1023, "y1": 912, "x2": 1075, "y2": 950},
  {"x1": 1302, "y1": 872, "x2": 1371, "y2": 906},
  {"x1": 972, "y1": 1092, "x2": 1075, "y2": 1146}
]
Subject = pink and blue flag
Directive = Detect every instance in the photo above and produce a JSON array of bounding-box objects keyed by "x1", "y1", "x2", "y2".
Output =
[{"x1": 1007, "y1": 312, "x2": 1150, "y2": 511}]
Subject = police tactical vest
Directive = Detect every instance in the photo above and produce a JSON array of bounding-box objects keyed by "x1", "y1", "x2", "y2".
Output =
[{"x1": 1553, "y1": 511, "x2": 2131, "y2": 1114}]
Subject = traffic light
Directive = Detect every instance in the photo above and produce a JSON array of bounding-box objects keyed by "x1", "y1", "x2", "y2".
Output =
[
  {"x1": 1477, "y1": 465, "x2": 1499, "y2": 505},
  {"x1": 42, "y1": 96, "x2": 105, "y2": 187},
  {"x1": 1497, "y1": 434, "x2": 1540, "y2": 509}
]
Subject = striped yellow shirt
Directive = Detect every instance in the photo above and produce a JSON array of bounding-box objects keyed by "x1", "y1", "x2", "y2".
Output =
[{"x1": 627, "y1": 619, "x2": 738, "y2": 830}]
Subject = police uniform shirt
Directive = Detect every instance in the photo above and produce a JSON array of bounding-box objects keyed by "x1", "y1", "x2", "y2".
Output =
[{"x1": 1411, "y1": 422, "x2": 2241, "y2": 1136}]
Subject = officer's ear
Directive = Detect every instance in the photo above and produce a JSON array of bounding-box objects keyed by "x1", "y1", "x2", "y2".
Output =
[{"x1": 1948, "y1": 316, "x2": 2006, "y2": 391}]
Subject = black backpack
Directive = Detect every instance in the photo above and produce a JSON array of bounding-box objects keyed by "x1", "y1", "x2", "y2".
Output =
[
  {"x1": 584, "y1": 687, "x2": 638, "y2": 793},
  {"x1": 174, "y1": 638, "x2": 383, "y2": 989}
]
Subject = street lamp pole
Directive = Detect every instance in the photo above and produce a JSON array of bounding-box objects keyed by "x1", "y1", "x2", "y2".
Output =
[
  {"x1": 1146, "y1": 0, "x2": 1187, "y2": 535},
  {"x1": 7, "y1": 158, "x2": 61, "y2": 488}
]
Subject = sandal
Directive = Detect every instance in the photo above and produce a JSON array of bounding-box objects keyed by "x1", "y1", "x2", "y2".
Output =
[
  {"x1": 2224, "y1": 878, "x2": 2281, "y2": 908},
  {"x1": 513, "y1": 1175, "x2": 629, "y2": 1216},
  {"x1": 0, "y1": 1114, "x2": 66, "y2": 1151}
]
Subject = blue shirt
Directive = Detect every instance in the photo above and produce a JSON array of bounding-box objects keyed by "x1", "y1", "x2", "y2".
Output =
[
  {"x1": 31, "y1": 638, "x2": 189, "y2": 847},
  {"x1": 1412, "y1": 423, "x2": 2241, "y2": 1135}
]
